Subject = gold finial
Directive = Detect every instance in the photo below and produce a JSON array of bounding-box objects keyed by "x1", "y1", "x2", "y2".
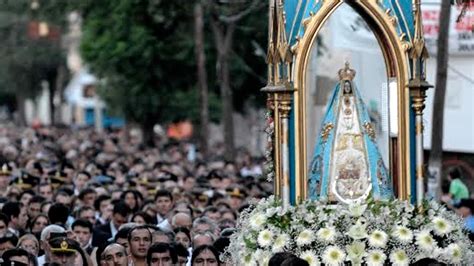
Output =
[{"x1": 338, "y1": 62, "x2": 356, "y2": 81}]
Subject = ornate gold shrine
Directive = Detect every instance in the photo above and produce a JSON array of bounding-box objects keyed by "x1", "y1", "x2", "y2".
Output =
[{"x1": 263, "y1": 0, "x2": 432, "y2": 206}]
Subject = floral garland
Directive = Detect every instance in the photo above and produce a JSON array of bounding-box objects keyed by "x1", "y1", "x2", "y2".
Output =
[
  {"x1": 226, "y1": 196, "x2": 474, "y2": 266},
  {"x1": 263, "y1": 110, "x2": 275, "y2": 182}
]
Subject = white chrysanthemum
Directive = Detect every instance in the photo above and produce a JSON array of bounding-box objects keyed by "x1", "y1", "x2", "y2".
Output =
[
  {"x1": 415, "y1": 230, "x2": 437, "y2": 251},
  {"x1": 348, "y1": 204, "x2": 368, "y2": 217},
  {"x1": 347, "y1": 220, "x2": 368, "y2": 240},
  {"x1": 392, "y1": 226, "x2": 413, "y2": 243},
  {"x1": 432, "y1": 217, "x2": 452, "y2": 236},
  {"x1": 242, "y1": 253, "x2": 256, "y2": 266},
  {"x1": 296, "y1": 229, "x2": 315, "y2": 246},
  {"x1": 366, "y1": 249, "x2": 387, "y2": 266},
  {"x1": 368, "y1": 230, "x2": 388, "y2": 248},
  {"x1": 257, "y1": 229, "x2": 273, "y2": 247},
  {"x1": 389, "y1": 249, "x2": 409, "y2": 266},
  {"x1": 272, "y1": 233, "x2": 290, "y2": 252},
  {"x1": 445, "y1": 243, "x2": 462, "y2": 264},
  {"x1": 300, "y1": 250, "x2": 320, "y2": 266},
  {"x1": 249, "y1": 213, "x2": 267, "y2": 230},
  {"x1": 322, "y1": 246, "x2": 346, "y2": 266},
  {"x1": 346, "y1": 241, "x2": 366, "y2": 264},
  {"x1": 316, "y1": 227, "x2": 337, "y2": 242}
]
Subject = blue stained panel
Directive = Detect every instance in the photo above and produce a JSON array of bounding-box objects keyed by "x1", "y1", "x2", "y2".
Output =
[{"x1": 289, "y1": 103, "x2": 296, "y2": 204}]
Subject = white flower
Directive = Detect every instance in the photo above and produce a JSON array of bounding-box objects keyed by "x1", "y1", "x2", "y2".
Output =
[
  {"x1": 272, "y1": 233, "x2": 290, "y2": 252},
  {"x1": 348, "y1": 204, "x2": 368, "y2": 217},
  {"x1": 445, "y1": 243, "x2": 462, "y2": 264},
  {"x1": 366, "y1": 249, "x2": 387, "y2": 266},
  {"x1": 347, "y1": 220, "x2": 368, "y2": 240},
  {"x1": 415, "y1": 230, "x2": 437, "y2": 251},
  {"x1": 389, "y1": 249, "x2": 409, "y2": 266},
  {"x1": 300, "y1": 250, "x2": 320, "y2": 266},
  {"x1": 296, "y1": 229, "x2": 315, "y2": 246},
  {"x1": 249, "y1": 213, "x2": 267, "y2": 230},
  {"x1": 316, "y1": 227, "x2": 337, "y2": 242},
  {"x1": 322, "y1": 246, "x2": 346, "y2": 266},
  {"x1": 242, "y1": 253, "x2": 256, "y2": 266},
  {"x1": 346, "y1": 241, "x2": 366, "y2": 264},
  {"x1": 392, "y1": 226, "x2": 413, "y2": 243},
  {"x1": 368, "y1": 230, "x2": 388, "y2": 248},
  {"x1": 432, "y1": 217, "x2": 452, "y2": 236},
  {"x1": 257, "y1": 229, "x2": 273, "y2": 247}
]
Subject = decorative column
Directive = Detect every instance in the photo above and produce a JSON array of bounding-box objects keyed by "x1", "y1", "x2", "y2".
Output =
[
  {"x1": 262, "y1": 0, "x2": 294, "y2": 208},
  {"x1": 409, "y1": 85, "x2": 430, "y2": 207},
  {"x1": 409, "y1": 0, "x2": 432, "y2": 207}
]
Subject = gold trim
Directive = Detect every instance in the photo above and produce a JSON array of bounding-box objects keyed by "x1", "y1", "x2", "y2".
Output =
[{"x1": 292, "y1": 0, "x2": 412, "y2": 201}]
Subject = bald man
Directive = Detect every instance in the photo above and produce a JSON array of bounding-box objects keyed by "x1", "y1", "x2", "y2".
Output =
[
  {"x1": 102, "y1": 243, "x2": 129, "y2": 266},
  {"x1": 171, "y1": 213, "x2": 192, "y2": 230}
]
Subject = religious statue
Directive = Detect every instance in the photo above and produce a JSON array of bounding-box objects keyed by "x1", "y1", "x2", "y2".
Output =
[{"x1": 309, "y1": 62, "x2": 393, "y2": 203}]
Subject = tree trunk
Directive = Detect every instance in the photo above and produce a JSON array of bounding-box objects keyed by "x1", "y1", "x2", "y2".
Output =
[
  {"x1": 15, "y1": 93, "x2": 26, "y2": 126},
  {"x1": 53, "y1": 64, "x2": 66, "y2": 125},
  {"x1": 211, "y1": 19, "x2": 236, "y2": 161},
  {"x1": 194, "y1": 2, "x2": 210, "y2": 157},
  {"x1": 428, "y1": 0, "x2": 451, "y2": 200}
]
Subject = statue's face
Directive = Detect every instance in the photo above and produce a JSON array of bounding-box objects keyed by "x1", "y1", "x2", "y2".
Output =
[{"x1": 344, "y1": 81, "x2": 352, "y2": 93}]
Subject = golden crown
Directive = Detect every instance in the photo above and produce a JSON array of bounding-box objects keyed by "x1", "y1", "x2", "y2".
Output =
[{"x1": 338, "y1": 62, "x2": 356, "y2": 81}]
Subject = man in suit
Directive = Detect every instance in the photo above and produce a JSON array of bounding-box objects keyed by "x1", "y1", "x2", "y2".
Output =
[{"x1": 93, "y1": 201, "x2": 131, "y2": 246}]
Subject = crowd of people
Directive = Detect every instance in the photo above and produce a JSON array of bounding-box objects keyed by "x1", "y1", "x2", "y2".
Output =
[{"x1": 0, "y1": 125, "x2": 271, "y2": 266}]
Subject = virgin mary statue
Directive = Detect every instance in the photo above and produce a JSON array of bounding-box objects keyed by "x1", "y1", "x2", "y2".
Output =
[{"x1": 309, "y1": 62, "x2": 393, "y2": 203}]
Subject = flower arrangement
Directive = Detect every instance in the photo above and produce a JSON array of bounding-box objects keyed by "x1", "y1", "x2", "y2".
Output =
[{"x1": 226, "y1": 196, "x2": 474, "y2": 265}]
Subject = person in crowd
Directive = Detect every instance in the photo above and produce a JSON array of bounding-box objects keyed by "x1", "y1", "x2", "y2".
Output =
[
  {"x1": 174, "y1": 243, "x2": 189, "y2": 266},
  {"x1": 0, "y1": 213, "x2": 9, "y2": 236},
  {"x1": 73, "y1": 172, "x2": 92, "y2": 196},
  {"x1": 0, "y1": 233, "x2": 18, "y2": 256},
  {"x1": 48, "y1": 237, "x2": 80, "y2": 266},
  {"x1": 456, "y1": 198, "x2": 474, "y2": 240},
  {"x1": 38, "y1": 183, "x2": 54, "y2": 202},
  {"x1": 281, "y1": 256, "x2": 310, "y2": 266},
  {"x1": 190, "y1": 245, "x2": 220, "y2": 266},
  {"x1": 47, "y1": 203, "x2": 70, "y2": 227},
  {"x1": 170, "y1": 213, "x2": 192, "y2": 230},
  {"x1": 146, "y1": 243, "x2": 176, "y2": 266},
  {"x1": 28, "y1": 214, "x2": 49, "y2": 236},
  {"x1": 93, "y1": 201, "x2": 131, "y2": 245},
  {"x1": 154, "y1": 190, "x2": 174, "y2": 225},
  {"x1": 174, "y1": 227, "x2": 191, "y2": 249},
  {"x1": 27, "y1": 196, "x2": 45, "y2": 220},
  {"x1": 128, "y1": 225, "x2": 152, "y2": 266},
  {"x1": 1, "y1": 248, "x2": 30, "y2": 265},
  {"x1": 101, "y1": 243, "x2": 129, "y2": 266},
  {"x1": 37, "y1": 225, "x2": 66, "y2": 265},
  {"x1": 2, "y1": 202, "x2": 28, "y2": 236},
  {"x1": 269, "y1": 252, "x2": 299, "y2": 266},
  {"x1": 132, "y1": 211, "x2": 154, "y2": 225},
  {"x1": 17, "y1": 234, "x2": 39, "y2": 256},
  {"x1": 71, "y1": 219, "x2": 95, "y2": 255},
  {"x1": 77, "y1": 206, "x2": 96, "y2": 226},
  {"x1": 192, "y1": 232, "x2": 215, "y2": 248},
  {"x1": 94, "y1": 195, "x2": 112, "y2": 225}
]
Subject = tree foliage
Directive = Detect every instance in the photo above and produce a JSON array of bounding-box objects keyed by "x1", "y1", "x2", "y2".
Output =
[
  {"x1": 0, "y1": 0, "x2": 74, "y2": 123},
  {"x1": 79, "y1": 0, "x2": 267, "y2": 132}
]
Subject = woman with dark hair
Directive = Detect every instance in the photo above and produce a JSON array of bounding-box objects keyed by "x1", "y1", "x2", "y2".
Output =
[
  {"x1": 121, "y1": 190, "x2": 141, "y2": 213},
  {"x1": 131, "y1": 211, "x2": 154, "y2": 225},
  {"x1": 173, "y1": 227, "x2": 191, "y2": 249},
  {"x1": 191, "y1": 245, "x2": 220, "y2": 266},
  {"x1": 29, "y1": 214, "x2": 50, "y2": 235}
]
